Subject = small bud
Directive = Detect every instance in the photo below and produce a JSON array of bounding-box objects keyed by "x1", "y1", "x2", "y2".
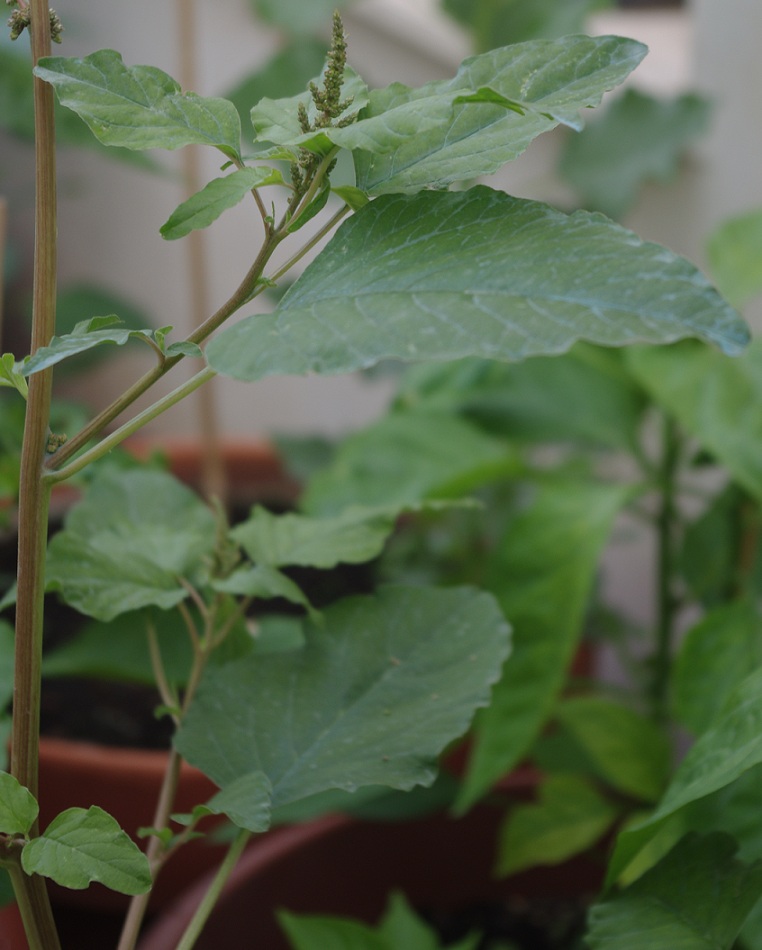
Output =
[
  {"x1": 49, "y1": 6, "x2": 62, "y2": 42},
  {"x1": 8, "y1": 6, "x2": 30, "y2": 40}
]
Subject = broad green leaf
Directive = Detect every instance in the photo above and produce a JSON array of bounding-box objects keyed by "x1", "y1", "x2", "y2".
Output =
[
  {"x1": 349, "y1": 36, "x2": 645, "y2": 194},
  {"x1": 627, "y1": 341, "x2": 762, "y2": 502},
  {"x1": 251, "y1": 0, "x2": 353, "y2": 34},
  {"x1": 278, "y1": 913, "x2": 387, "y2": 950},
  {"x1": 21, "y1": 806, "x2": 152, "y2": 894},
  {"x1": 555, "y1": 697, "x2": 671, "y2": 802},
  {"x1": 175, "y1": 585, "x2": 510, "y2": 808},
  {"x1": 207, "y1": 189, "x2": 748, "y2": 383},
  {"x1": 496, "y1": 774, "x2": 619, "y2": 876},
  {"x1": 212, "y1": 564, "x2": 317, "y2": 619},
  {"x1": 0, "y1": 621, "x2": 13, "y2": 708},
  {"x1": 160, "y1": 167, "x2": 283, "y2": 240},
  {"x1": 21, "y1": 317, "x2": 156, "y2": 376},
  {"x1": 558, "y1": 89, "x2": 710, "y2": 219},
  {"x1": 455, "y1": 478, "x2": 630, "y2": 812},
  {"x1": 608, "y1": 665, "x2": 762, "y2": 884},
  {"x1": 302, "y1": 410, "x2": 516, "y2": 515},
  {"x1": 41, "y1": 607, "x2": 194, "y2": 686},
  {"x1": 46, "y1": 469, "x2": 217, "y2": 621},
  {"x1": 0, "y1": 772, "x2": 38, "y2": 836},
  {"x1": 442, "y1": 0, "x2": 612, "y2": 50},
  {"x1": 674, "y1": 600, "x2": 762, "y2": 736},
  {"x1": 588, "y1": 833, "x2": 762, "y2": 950},
  {"x1": 707, "y1": 208, "x2": 762, "y2": 308},
  {"x1": 394, "y1": 344, "x2": 647, "y2": 451},
  {"x1": 200, "y1": 772, "x2": 272, "y2": 833},
  {"x1": 231, "y1": 501, "x2": 470, "y2": 570},
  {"x1": 34, "y1": 50, "x2": 242, "y2": 160}
]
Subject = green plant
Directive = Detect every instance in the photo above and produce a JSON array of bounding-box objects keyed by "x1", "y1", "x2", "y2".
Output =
[{"x1": 0, "y1": 4, "x2": 750, "y2": 949}]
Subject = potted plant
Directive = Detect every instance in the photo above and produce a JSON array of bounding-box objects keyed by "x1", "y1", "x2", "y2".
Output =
[{"x1": 0, "y1": 3, "x2": 753, "y2": 948}]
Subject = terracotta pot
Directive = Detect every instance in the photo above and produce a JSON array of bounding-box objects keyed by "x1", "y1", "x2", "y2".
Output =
[
  {"x1": 0, "y1": 903, "x2": 27, "y2": 950},
  {"x1": 139, "y1": 773, "x2": 607, "y2": 950}
]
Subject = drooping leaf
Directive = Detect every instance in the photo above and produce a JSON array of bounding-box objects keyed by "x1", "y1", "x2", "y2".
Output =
[
  {"x1": 194, "y1": 772, "x2": 272, "y2": 834},
  {"x1": 707, "y1": 208, "x2": 762, "y2": 308},
  {"x1": 21, "y1": 806, "x2": 152, "y2": 894},
  {"x1": 558, "y1": 89, "x2": 710, "y2": 219},
  {"x1": 350, "y1": 36, "x2": 646, "y2": 194},
  {"x1": 627, "y1": 340, "x2": 762, "y2": 502},
  {"x1": 674, "y1": 600, "x2": 762, "y2": 736},
  {"x1": 46, "y1": 469, "x2": 217, "y2": 621},
  {"x1": 302, "y1": 410, "x2": 516, "y2": 516},
  {"x1": 21, "y1": 317, "x2": 157, "y2": 376},
  {"x1": 588, "y1": 833, "x2": 762, "y2": 950},
  {"x1": 0, "y1": 772, "x2": 38, "y2": 836},
  {"x1": 455, "y1": 478, "x2": 630, "y2": 812},
  {"x1": 34, "y1": 49, "x2": 242, "y2": 160},
  {"x1": 207, "y1": 189, "x2": 748, "y2": 384},
  {"x1": 175, "y1": 585, "x2": 510, "y2": 808},
  {"x1": 496, "y1": 774, "x2": 619, "y2": 877},
  {"x1": 554, "y1": 697, "x2": 671, "y2": 802},
  {"x1": 608, "y1": 665, "x2": 762, "y2": 884},
  {"x1": 0, "y1": 44, "x2": 158, "y2": 168},
  {"x1": 160, "y1": 167, "x2": 283, "y2": 240}
]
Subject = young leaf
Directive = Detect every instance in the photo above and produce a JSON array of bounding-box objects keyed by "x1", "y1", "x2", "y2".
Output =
[
  {"x1": 496, "y1": 774, "x2": 619, "y2": 877},
  {"x1": 627, "y1": 340, "x2": 762, "y2": 502},
  {"x1": 160, "y1": 167, "x2": 283, "y2": 240},
  {"x1": 206, "y1": 189, "x2": 748, "y2": 384},
  {"x1": 21, "y1": 806, "x2": 152, "y2": 894},
  {"x1": 0, "y1": 772, "x2": 38, "y2": 836},
  {"x1": 558, "y1": 89, "x2": 710, "y2": 219},
  {"x1": 350, "y1": 36, "x2": 645, "y2": 194},
  {"x1": 34, "y1": 49, "x2": 242, "y2": 160},
  {"x1": 175, "y1": 585, "x2": 510, "y2": 808},
  {"x1": 455, "y1": 478, "x2": 630, "y2": 812},
  {"x1": 278, "y1": 912, "x2": 388, "y2": 950},
  {"x1": 554, "y1": 697, "x2": 671, "y2": 802},
  {"x1": 588, "y1": 833, "x2": 762, "y2": 950},
  {"x1": 46, "y1": 469, "x2": 217, "y2": 621}
]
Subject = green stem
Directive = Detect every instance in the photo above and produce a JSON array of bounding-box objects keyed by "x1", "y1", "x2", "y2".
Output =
[
  {"x1": 175, "y1": 829, "x2": 252, "y2": 950},
  {"x1": 44, "y1": 366, "x2": 216, "y2": 484},
  {"x1": 10, "y1": 1, "x2": 63, "y2": 946},
  {"x1": 650, "y1": 413, "x2": 681, "y2": 723}
]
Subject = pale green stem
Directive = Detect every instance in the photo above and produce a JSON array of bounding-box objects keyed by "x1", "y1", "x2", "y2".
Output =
[
  {"x1": 175, "y1": 829, "x2": 252, "y2": 950},
  {"x1": 44, "y1": 366, "x2": 216, "y2": 485},
  {"x1": 269, "y1": 203, "x2": 350, "y2": 284}
]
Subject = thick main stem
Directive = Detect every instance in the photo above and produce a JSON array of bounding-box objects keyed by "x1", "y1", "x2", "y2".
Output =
[{"x1": 11, "y1": 1, "x2": 62, "y2": 946}]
